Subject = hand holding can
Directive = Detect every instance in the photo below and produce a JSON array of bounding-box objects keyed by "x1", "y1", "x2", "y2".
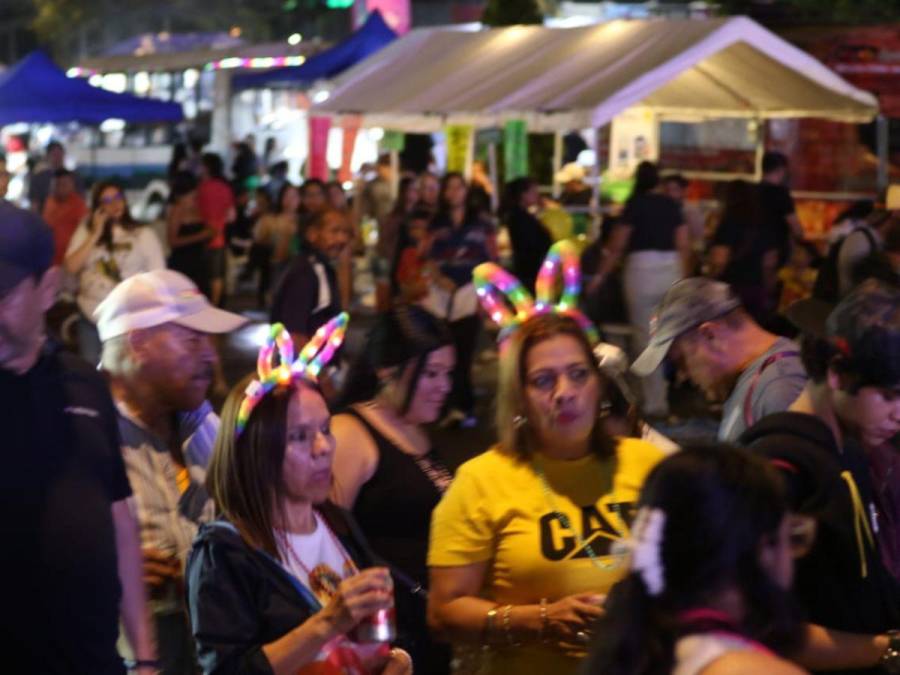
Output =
[{"x1": 320, "y1": 566, "x2": 396, "y2": 642}]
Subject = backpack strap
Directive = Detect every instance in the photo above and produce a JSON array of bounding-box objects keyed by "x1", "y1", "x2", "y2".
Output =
[
  {"x1": 855, "y1": 225, "x2": 878, "y2": 254},
  {"x1": 743, "y1": 350, "x2": 801, "y2": 428}
]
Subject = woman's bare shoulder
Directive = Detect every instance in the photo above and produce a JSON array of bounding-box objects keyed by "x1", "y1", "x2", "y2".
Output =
[{"x1": 701, "y1": 651, "x2": 806, "y2": 675}]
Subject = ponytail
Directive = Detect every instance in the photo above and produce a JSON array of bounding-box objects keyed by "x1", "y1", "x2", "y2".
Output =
[{"x1": 585, "y1": 576, "x2": 676, "y2": 675}]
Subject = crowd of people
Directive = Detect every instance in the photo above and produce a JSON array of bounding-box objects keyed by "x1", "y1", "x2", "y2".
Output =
[{"x1": 3, "y1": 135, "x2": 900, "y2": 675}]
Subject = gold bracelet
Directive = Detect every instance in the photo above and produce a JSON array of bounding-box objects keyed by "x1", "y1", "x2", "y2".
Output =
[
  {"x1": 502, "y1": 604, "x2": 522, "y2": 647},
  {"x1": 485, "y1": 605, "x2": 500, "y2": 644},
  {"x1": 538, "y1": 598, "x2": 549, "y2": 643}
]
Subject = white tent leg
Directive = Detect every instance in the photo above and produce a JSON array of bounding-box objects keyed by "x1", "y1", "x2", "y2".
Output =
[
  {"x1": 210, "y1": 70, "x2": 233, "y2": 155},
  {"x1": 487, "y1": 142, "x2": 499, "y2": 213},
  {"x1": 590, "y1": 127, "x2": 601, "y2": 228},
  {"x1": 390, "y1": 149, "x2": 400, "y2": 200},
  {"x1": 877, "y1": 114, "x2": 889, "y2": 193},
  {"x1": 753, "y1": 117, "x2": 765, "y2": 181},
  {"x1": 552, "y1": 129, "x2": 563, "y2": 198}
]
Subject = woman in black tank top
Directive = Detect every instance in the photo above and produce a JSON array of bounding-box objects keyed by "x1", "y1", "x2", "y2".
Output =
[
  {"x1": 167, "y1": 172, "x2": 213, "y2": 295},
  {"x1": 331, "y1": 305, "x2": 455, "y2": 675}
]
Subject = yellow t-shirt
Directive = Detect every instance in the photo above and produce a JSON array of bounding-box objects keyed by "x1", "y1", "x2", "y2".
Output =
[{"x1": 428, "y1": 437, "x2": 664, "y2": 675}]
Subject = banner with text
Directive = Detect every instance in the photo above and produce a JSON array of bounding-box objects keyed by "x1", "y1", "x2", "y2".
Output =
[
  {"x1": 308, "y1": 116, "x2": 332, "y2": 180},
  {"x1": 504, "y1": 119, "x2": 528, "y2": 180},
  {"x1": 446, "y1": 124, "x2": 474, "y2": 175}
]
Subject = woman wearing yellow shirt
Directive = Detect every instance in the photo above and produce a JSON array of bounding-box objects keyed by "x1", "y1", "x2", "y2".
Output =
[{"x1": 427, "y1": 312, "x2": 665, "y2": 675}]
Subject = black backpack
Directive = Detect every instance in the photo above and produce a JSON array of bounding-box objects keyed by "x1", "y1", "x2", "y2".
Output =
[{"x1": 812, "y1": 226, "x2": 877, "y2": 302}]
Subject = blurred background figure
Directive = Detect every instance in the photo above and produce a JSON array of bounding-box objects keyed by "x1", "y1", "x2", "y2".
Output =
[{"x1": 64, "y1": 181, "x2": 165, "y2": 364}]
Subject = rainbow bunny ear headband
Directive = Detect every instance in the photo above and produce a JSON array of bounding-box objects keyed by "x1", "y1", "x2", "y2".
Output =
[
  {"x1": 473, "y1": 239, "x2": 598, "y2": 344},
  {"x1": 235, "y1": 312, "x2": 349, "y2": 436}
]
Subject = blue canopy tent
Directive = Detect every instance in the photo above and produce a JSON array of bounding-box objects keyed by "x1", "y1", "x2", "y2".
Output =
[
  {"x1": 0, "y1": 51, "x2": 183, "y2": 125},
  {"x1": 233, "y1": 10, "x2": 397, "y2": 91}
]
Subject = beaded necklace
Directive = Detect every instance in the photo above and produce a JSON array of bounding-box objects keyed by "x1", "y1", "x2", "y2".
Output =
[
  {"x1": 277, "y1": 512, "x2": 358, "y2": 582},
  {"x1": 533, "y1": 461, "x2": 627, "y2": 571}
]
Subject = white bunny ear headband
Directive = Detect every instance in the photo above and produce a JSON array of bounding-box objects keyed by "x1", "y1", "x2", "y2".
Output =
[
  {"x1": 613, "y1": 506, "x2": 667, "y2": 596},
  {"x1": 472, "y1": 239, "x2": 599, "y2": 343},
  {"x1": 235, "y1": 312, "x2": 349, "y2": 437}
]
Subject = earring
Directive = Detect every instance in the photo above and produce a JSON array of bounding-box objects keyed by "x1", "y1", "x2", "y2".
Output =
[{"x1": 513, "y1": 414, "x2": 528, "y2": 429}]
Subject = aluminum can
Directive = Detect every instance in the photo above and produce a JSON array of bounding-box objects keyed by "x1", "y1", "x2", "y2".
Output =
[{"x1": 352, "y1": 607, "x2": 396, "y2": 643}]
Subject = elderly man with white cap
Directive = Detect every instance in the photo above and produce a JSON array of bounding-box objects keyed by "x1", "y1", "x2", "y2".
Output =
[{"x1": 95, "y1": 269, "x2": 247, "y2": 675}]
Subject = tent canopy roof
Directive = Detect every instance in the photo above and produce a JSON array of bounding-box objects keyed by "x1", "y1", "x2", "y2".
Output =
[
  {"x1": 314, "y1": 16, "x2": 878, "y2": 132},
  {"x1": 233, "y1": 10, "x2": 396, "y2": 91},
  {"x1": 0, "y1": 51, "x2": 183, "y2": 126}
]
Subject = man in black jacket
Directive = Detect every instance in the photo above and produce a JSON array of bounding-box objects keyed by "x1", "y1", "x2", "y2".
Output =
[
  {"x1": 0, "y1": 202, "x2": 156, "y2": 673},
  {"x1": 741, "y1": 280, "x2": 900, "y2": 674}
]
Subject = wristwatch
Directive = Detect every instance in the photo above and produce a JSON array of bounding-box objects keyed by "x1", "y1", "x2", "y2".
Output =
[{"x1": 881, "y1": 630, "x2": 900, "y2": 675}]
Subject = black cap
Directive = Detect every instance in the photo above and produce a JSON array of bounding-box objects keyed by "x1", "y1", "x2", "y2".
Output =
[{"x1": 0, "y1": 202, "x2": 54, "y2": 294}]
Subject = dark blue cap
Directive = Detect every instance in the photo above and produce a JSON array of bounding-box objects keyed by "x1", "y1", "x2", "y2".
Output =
[
  {"x1": 788, "y1": 279, "x2": 900, "y2": 388},
  {"x1": 827, "y1": 279, "x2": 900, "y2": 388},
  {"x1": 0, "y1": 201, "x2": 54, "y2": 294}
]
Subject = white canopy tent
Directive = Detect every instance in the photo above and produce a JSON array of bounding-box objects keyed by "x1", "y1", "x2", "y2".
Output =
[{"x1": 313, "y1": 16, "x2": 878, "y2": 132}]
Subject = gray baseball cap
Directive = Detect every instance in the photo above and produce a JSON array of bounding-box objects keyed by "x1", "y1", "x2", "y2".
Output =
[{"x1": 631, "y1": 277, "x2": 742, "y2": 377}]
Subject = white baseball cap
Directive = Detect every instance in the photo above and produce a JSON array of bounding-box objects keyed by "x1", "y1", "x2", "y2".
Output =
[
  {"x1": 554, "y1": 162, "x2": 586, "y2": 184},
  {"x1": 94, "y1": 269, "x2": 248, "y2": 342}
]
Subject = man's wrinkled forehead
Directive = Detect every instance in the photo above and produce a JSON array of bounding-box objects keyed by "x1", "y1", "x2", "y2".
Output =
[{"x1": 133, "y1": 321, "x2": 206, "y2": 341}]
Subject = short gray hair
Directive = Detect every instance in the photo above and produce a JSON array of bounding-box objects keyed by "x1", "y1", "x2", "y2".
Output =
[{"x1": 100, "y1": 333, "x2": 135, "y2": 376}]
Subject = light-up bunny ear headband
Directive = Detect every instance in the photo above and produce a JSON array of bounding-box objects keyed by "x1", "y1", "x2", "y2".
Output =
[
  {"x1": 472, "y1": 239, "x2": 598, "y2": 344},
  {"x1": 236, "y1": 312, "x2": 349, "y2": 436}
]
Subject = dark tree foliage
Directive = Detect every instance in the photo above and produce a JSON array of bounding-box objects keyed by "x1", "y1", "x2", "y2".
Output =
[{"x1": 481, "y1": 0, "x2": 544, "y2": 27}]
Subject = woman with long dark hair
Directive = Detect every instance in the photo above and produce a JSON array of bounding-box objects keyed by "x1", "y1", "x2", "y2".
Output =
[
  {"x1": 186, "y1": 318, "x2": 412, "y2": 675},
  {"x1": 596, "y1": 161, "x2": 691, "y2": 418},
  {"x1": 64, "y1": 180, "x2": 164, "y2": 363},
  {"x1": 708, "y1": 179, "x2": 779, "y2": 323},
  {"x1": 375, "y1": 177, "x2": 421, "y2": 311},
  {"x1": 501, "y1": 176, "x2": 552, "y2": 292},
  {"x1": 167, "y1": 171, "x2": 214, "y2": 294},
  {"x1": 426, "y1": 172, "x2": 494, "y2": 425},
  {"x1": 331, "y1": 305, "x2": 456, "y2": 674},
  {"x1": 585, "y1": 445, "x2": 806, "y2": 675},
  {"x1": 255, "y1": 182, "x2": 300, "y2": 283}
]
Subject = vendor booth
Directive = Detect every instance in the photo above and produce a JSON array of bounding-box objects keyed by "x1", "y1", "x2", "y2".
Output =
[{"x1": 311, "y1": 16, "x2": 880, "y2": 236}]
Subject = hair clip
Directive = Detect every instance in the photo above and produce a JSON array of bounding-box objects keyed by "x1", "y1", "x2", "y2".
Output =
[
  {"x1": 236, "y1": 312, "x2": 349, "y2": 436},
  {"x1": 473, "y1": 239, "x2": 598, "y2": 343},
  {"x1": 611, "y1": 506, "x2": 667, "y2": 596}
]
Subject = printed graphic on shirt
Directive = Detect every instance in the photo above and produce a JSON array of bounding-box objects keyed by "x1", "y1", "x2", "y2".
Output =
[
  {"x1": 307, "y1": 561, "x2": 357, "y2": 605},
  {"x1": 281, "y1": 520, "x2": 379, "y2": 675},
  {"x1": 539, "y1": 501, "x2": 635, "y2": 561}
]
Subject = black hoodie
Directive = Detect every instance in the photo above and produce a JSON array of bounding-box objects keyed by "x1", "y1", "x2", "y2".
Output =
[
  {"x1": 185, "y1": 502, "x2": 374, "y2": 675},
  {"x1": 741, "y1": 412, "x2": 900, "y2": 674}
]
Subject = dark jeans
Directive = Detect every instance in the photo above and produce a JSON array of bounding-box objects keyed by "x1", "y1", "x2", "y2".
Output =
[
  {"x1": 155, "y1": 610, "x2": 198, "y2": 675},
  {"x1": 449, "y1": 314, "x2": 481, "y2": 414},
  {"x1": 247, "y1": 243, "x2": 273, "y2": 307}
]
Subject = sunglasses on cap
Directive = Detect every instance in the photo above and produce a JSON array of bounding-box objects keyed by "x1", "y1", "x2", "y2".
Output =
[{"x1": 100, "y1": 192, "x2": 124, "y2": 205}]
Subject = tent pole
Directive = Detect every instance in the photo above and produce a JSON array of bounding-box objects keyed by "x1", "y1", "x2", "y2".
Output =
[
  {"x1": 590, "y1": 127, "x2": 601, "y2": 225},
  {"x1": 552, "y1": 129, "x2": 563, "y2": 198},
  {"x1": 753, "y1": 117, "x2": 765, "y2": 181},
  {"x1": 210, "y1": 70, "x2": 233, "y2": 155},
  {"x1": 487, "y1": 141, "x2": 499, "y2": 213},
  {"x1": 877, "y1": 114, "x2": 889, "y2": 193},
  {"x1": 390, "y1": 149, "x2": 400, "y2": 200}
]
